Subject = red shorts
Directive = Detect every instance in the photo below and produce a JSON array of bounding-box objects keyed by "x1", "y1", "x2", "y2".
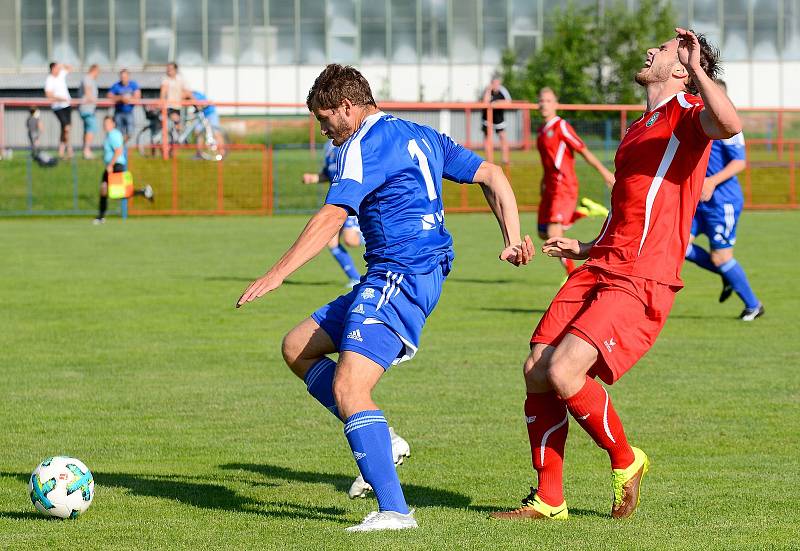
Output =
[
  {"x1": 531, "y1": 265, "x2": 678, "y2": 384},
  {"x1": 538, "y1": 185, "x2": 578, "y2": 228}
]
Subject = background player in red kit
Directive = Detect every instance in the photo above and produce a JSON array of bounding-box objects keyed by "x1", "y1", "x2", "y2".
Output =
[
  {"x1": 536, "y1": 87, "x2": 615, "y2": 276},
  {"x1": 491, "y1": 29, "x2": 741, "y2": 521}
]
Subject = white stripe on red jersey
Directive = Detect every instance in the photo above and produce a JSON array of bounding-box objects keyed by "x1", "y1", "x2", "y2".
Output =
[{"x1": 588, "y1": 93, "x2": 711, "y2": 287}]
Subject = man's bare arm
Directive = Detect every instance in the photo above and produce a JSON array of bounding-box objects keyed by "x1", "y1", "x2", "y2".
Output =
[
  {"x1": 471, "y1": 161, "x2": 534, "y2": 266},
  {"x1": 237, "y1": 204, "x2": 348, "y2": 307},
  {"x1": 706, "y1": 158, "x2": 746, "y2": 188},
  {"x1": 577, "y1": 147, "x2": 615, "y2": 188}
]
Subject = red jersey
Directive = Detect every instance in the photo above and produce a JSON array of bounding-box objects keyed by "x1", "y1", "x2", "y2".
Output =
[
  {"x1": 587, "y1": 93, "x2": 711, "y2": 287},
  {"x1": 537, "y1": 116, "x2": 586, "y2": 195}
]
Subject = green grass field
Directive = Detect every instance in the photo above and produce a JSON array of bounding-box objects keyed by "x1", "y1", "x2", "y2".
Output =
[{"x1": 1, "y1": 212, "x2": 799, "y2": 550}]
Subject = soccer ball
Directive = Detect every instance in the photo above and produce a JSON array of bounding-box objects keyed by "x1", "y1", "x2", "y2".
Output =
[{"x1": 28, "y1": 456, "x2": 94, "y2": 519}]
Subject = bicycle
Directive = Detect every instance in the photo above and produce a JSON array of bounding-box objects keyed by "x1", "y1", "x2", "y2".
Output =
[{"x1": 136, "y1": 106, "x2": 227, "y2": 161}]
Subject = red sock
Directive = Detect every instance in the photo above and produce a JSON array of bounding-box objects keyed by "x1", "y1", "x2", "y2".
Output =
[
  {"x1": 563, "y1": 377, "x2": 634, "y2": 469},
  {"x1": 570, "y1": 210, "x2": 587, "y2": 224},
  {"x1": 525, "y1": 392, "x2": 568, "y2": 506},
  {"x1": 561, "y1": 258, "x2": 575, "y2": 274}
]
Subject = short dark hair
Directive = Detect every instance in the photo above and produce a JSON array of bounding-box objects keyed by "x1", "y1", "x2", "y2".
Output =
[
  {"x1": 306, "y1": 64, "x2": 377, "y2": 111},
  {"x1": 168, "y1": 61, "x2": 178, "y2": 71},
  {"x1": 88, "y1": 63, "x2": 99, "y2": 72},
  {"x1": 104, "y1": 115, "x2": 115, "y2": 124},
  {"x1": 119, "y1": 68, "x2": 128, "y2": 75},
  {"x1": 49, "y1": 62, "x2": 57, "y2": 72},
  {"x1": 686, "y1": 31, "x2": 721, "y2": 96}
]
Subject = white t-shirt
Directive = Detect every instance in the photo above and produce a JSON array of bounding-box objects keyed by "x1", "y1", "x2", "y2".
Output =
[
  {"x1": 45, "y1": 69, "x2": 71, "y2": 110},
  {"x1": 162, "y1": 74, "x2": 187, "y2": 109}
]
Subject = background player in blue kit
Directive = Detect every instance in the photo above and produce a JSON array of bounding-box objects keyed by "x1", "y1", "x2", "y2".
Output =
[
  {"x1": 237, "y1": 64, "x2": 533, "y2": 532},
  {"x1": 685, "y1": 80, "x2": 763, "y2": 321},
  {"x1": 302, "y1": 140, "x2": 363, "y2": 287}
]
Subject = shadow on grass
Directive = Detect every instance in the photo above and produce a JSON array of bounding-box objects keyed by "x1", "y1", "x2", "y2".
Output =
[
  {"x1": 476, "y1": 307, "x2": 547, "y2": 315},
  {"x1": 0, "y1": 511, "x2": 51, "y2": 521},
  {"x1": 205, "y1": 276, "x2": 337, "y2": 286},
  {"x1": 0, "y1": 471, "x2": 347, "y2": 523},
  {"x1": 448, "y1": 277, "x2": 514, "y2": 285},
  {"x1": 221, "y1": 462, "x2": 493, "y2": 513}
]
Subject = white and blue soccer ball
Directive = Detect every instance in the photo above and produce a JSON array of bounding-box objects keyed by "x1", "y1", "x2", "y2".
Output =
[{"x1": 28, "y1": 456, "x2": 94, "y2": 519}]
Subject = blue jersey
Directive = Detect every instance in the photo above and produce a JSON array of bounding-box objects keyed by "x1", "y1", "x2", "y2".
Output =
[
  {"x1": 321, "y1": 140, "x2": 338, "y2": 181},
  {"x1": 191, "y1": 91, "x2": 216, "y2": 116},
  {"x1": 325, "y1": 111, "x2": 483, "y2": 274},
  {"x1": 700, "y1": 132, "x2": 745, "y2": 211}
]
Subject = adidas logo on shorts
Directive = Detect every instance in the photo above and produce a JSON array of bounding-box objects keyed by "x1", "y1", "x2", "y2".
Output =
[
  {"x1": 346, "y1": 329, "x2": 364, "y2": 342},
  {"x1": 352, "y1": 304, "x2": 365, "y2": 314},
  {"x1": 353, "y1": 451, "x2": 367, "y2": 460}
]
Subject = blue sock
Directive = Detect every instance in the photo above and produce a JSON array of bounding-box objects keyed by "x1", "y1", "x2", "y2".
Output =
[
  {"x1": 719, "y1": 259, "x2": 759, "y2": 309},
  {"x1": 304, "y1": 357, "x2": 341, "y2": 420},
  {"x1": 685, "y1": 244, "x2": 719, "y2": 274},
  {"x1": 329, "y1": 245, "x2": 360, "y2": 281},
  {"x1": 344, "y1": 410, "x2": 408, "y2": 514}
]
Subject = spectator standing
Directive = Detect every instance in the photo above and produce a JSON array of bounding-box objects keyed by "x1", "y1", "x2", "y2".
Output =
[
  {"x1": 44, "y1": 61, "x2": 74, "y2": 159},
  {"x1": 107, "y1": 69, "x2": 141, "y2": 142},
  {"x1": 160, "y1": 62, "x2": 187, "y2": 131},
  {"x1": 26, "y1": 107, "x2": 43, "y2": 155},
  {"x1": 482, "y1": 75, "x2": 512, "y2": 165},
  {"x1": 79, "y1": 64, "x2": 99, "y2": 159}
]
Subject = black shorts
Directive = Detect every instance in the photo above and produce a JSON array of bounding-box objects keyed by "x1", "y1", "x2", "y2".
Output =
[
  {"x1": 101, "y1": 163, "x2": 126, "y2": 184},
  {"x1": 54, "y1": 107, "x2": 72, "y2": 129}
]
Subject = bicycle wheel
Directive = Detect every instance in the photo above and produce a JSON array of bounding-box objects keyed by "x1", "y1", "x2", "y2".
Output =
[
  {"x1": 136, "y1": 126, "x2": 163, "y2": 157},
  {"x1": 198, "y1": 125, "x2": 228, "y2": 161}
]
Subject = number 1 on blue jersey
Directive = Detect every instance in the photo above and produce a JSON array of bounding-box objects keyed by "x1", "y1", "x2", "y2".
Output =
[{"x1": 407, "y1": 139, "x2": 437, "y2": 200}]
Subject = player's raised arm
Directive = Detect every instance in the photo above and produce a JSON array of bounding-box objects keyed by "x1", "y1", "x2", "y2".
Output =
[
  {"x1": 676, "y1": 28, "x2": 741, "y2": 139},
  {"x1": 236, "y1": 204, "x2": 347, "y2": 307},
  {"x1": 471, "y1": 161, "x2": 534, "y2": 266}
]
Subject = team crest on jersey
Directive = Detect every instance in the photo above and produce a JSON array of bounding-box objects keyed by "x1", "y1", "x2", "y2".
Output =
[
  {"x1": 547, "y1": 130, "x2": 554, "y2": 138},
  {"x1": 645, "y1": 112, "x2": 660, "y2": 127}
]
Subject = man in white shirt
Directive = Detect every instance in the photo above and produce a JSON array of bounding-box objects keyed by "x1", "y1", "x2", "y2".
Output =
[
  {"x1": 160, "y1": 61, "x2": 187, "y2": 132},
  {"x1": 44, "y1": 61, "x2": 74, "y2": 159}
]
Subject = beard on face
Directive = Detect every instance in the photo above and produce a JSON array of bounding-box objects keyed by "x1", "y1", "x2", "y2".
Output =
[
  {"x1": 634, "y1": 62, "x2": 673, "y2": 87},
  {"x1": 329, "y1": 112, "x2": 354, "y2": 146}
]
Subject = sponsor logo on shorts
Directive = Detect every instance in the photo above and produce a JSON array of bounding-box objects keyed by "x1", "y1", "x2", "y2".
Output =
[
  {"x1": 353, "y1": 451, "x2": 367, "y2": 460},
  {"x1": 361, "y1": 288, "x2": 375, "y2": 300},
  {"x1": 346, "y1": 329, "x2": 364, "y2": 342},
  {"x1": 352, "y1": 304, "x2": 365, "y2": 314},
  {"x1": 526, "y1": 415, "x2": 536, "y2": 424},
  {"x1": 603, "y1": 338, "x2": 617, "y2": 352}
]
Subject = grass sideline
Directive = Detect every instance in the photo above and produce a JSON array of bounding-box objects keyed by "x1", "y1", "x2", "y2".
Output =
[{"x1": 1, "y1": 212, "x2": 798, "y2": 550}]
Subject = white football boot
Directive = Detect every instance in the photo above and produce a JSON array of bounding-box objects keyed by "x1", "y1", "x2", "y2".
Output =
[
  {"x1": 347, "y1": 427, "x2": 411, "y2": 499},
  {"x1": 345, "y1": 509, "x2": 417, "y2": 532}
]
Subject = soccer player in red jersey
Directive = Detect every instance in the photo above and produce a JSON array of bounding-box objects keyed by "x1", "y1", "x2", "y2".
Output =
[
  {"x1": 536, "y1": 87, "x2": 615, "y2": 277},
  {"x1": 491, "y1": 29, "x2": 741, "y2": 521}
]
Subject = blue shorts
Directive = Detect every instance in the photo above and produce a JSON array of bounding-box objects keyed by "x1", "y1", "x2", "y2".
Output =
[
  {"x1": 311, "y1": 264, "x2": 448, "y2": 369},
  {"x1": 194, "y1": 112, "x2": 220, "y2": 133},
  {"x1": 343, "y1": 216, "x2": 360, "y2": 230},
  {"x1": 114, "y1": 111, "x2": 134, "y2": 137},
  {"x1": 80, "y1": 112, "x2": 98, "y2": 134},
  {"x1": 691, "y1": 200, "x2": 742, "y2": 250}
]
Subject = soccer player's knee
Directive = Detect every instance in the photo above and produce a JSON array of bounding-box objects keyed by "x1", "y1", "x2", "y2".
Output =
[
  {"x1": 280, "y1": 331, "x2": 303, "y2": 371},
  {"x1": 545, "y1": 359, "x2": 572, "y2": 394},
  {"x1": 342, "y1": 232, "x2": 360, "y2": 248}
]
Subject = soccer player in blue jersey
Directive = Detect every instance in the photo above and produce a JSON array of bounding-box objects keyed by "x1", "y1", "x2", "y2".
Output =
[
  {"x1": 685, "y1": 80, "x2": 763, "y2": 320},
  {"x1": 238, "y1": 64, "x2": 533, "y2": 532},
  {"x1": 302, "y1": 140, "x2": 363, "y2": 287}
]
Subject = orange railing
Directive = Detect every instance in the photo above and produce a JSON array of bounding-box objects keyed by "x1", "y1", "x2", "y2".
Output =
[{"x1": 1, "y1": 98, "x2": 798, "y2": 215}]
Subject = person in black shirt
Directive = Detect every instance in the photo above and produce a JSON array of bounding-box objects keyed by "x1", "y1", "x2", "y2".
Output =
[{"x1": 482, "y1": 76, "x2": 512, "y2": 165}]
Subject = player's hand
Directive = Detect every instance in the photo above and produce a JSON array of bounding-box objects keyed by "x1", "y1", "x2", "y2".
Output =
[
  {"x1": 604, "y1": 172, "x2": 616, "y2": 189},
  {"x1": 700, "y1": 177, "x2": 716, "y2": 202},
  {"x1": 542, "y1": 237, "x2": 589, "y2": 260},
  {"x1": 500, "y1": 235, "x2": 535, "y2": 266},
  {"x1": 302, "y1": 173, "x2": 319, "y2": 184},
  {"x1": 676, "y1": 28, "x2": 702, "y2": 72},
  {"x1": 236, "y1": 273, "x2": 284, "y2": 308},
  {"x1": 106, "y1": 164, "x2": 113, "y2": 174}
]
